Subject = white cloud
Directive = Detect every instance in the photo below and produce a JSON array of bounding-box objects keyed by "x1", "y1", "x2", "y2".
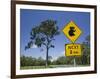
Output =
[
  {"x1": 31, "y1": 44, "x2": 38, "y2": 48},
  {"x1": 60, "y1": 51, "x2": 65, "y2": 56},
  {"x1": 51, "y1": 51, "x2": 65, "y2": 61}
]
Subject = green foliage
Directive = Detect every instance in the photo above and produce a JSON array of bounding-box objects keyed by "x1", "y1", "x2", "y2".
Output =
[
  {"x1": 25, "y1": 19, "x2": 60, "y2": 49},
  {"x1": 20, "y1": 56, "x2": 45, "y2": 67},
  {"x1": 35, "y1": 58, "x2": 45, "y2": 66},
  {"x1": 21, "y1": 56, "x2": 35, "y2": 66},
  {"x1": 20, "y1": 55, "x2": 68, "y2": 67},
  {"x1": 66, "y1": 57, "x2": 73, "y2": 64},
  {"x1": 55, "y1": 56, "x2": 67, "y2": 65},
  {"x1": 75, "y1": 35, "x2": 90, "y2": 65}
]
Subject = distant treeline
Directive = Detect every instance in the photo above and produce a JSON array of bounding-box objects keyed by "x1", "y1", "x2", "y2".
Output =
[
  {"x1": 21, "y1": 35, "x2": 90, "y2": 67},
  {"x1": 21, "y1": 49, "x2": 90, "y2": 67}
]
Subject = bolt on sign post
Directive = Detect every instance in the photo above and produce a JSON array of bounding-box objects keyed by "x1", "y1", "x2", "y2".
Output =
[{"x1": 62, "y1": 21, "x2": 82, "y2": 67}]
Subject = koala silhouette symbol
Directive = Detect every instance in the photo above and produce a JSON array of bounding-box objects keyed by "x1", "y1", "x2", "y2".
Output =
[{"x1": 68, "y1": 27, "x2": 76, "y2": 36}]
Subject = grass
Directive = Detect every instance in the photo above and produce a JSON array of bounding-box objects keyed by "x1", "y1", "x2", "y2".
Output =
[
  {"x1": 21, "y1": 66, "x2": 46, "y2": 69},
  {"x1": 20, "y1": 64, "x2": 90, "y2": 70}
]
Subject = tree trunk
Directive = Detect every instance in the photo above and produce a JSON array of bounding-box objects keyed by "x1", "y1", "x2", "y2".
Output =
[{"x1": 46, "y1": 46, "x2": 49, "y2": 67}]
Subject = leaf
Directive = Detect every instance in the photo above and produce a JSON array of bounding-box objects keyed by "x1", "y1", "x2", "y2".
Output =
[
  {"x1": 41, "y1": 37, "x2": 45, "y2": 42},
  {"x1": 25, "y1": 41, "x2": 34, "y2": 50},
  {"x1": 50, "y1": 45, "x2": 55, "y2": 48},
  {"x1": 25, "y1": 46, "x2": 28, "y2": 50}
]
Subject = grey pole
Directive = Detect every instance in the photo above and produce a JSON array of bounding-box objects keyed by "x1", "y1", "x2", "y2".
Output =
[{"x1": 73, "y1": 57, "x2": 76, "y2": 67}]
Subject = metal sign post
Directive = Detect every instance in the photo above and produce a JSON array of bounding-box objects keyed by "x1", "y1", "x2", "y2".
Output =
[{"x1": 73, "y1": 57, "x2": 76, "y2": 67}]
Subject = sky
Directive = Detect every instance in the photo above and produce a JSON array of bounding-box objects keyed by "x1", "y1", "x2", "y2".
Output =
[{"x1": 20, "y1": 9, "x2": 90, "y2": 60}]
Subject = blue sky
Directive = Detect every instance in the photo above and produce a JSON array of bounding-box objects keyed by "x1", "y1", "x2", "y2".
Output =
[{"x1": 20, "y1": 9, "x2": 90, "y2": 60}]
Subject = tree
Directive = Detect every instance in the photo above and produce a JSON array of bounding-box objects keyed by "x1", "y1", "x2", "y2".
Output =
[
  {"x1": 20, "y1": 55, "x2": 35, "y2": 66},
  {"x1": 20, "y1": 55, "x2": 26, "y2": 66},
  {"x1": 56, "y1": 56, "x2": 67, "y2": 65},
  {"x1": 35, "y1": 57, "x2": 45, "y2": 66},
  {"x1": 25, "y1": 19, "x2": 60, "y2": 67},
  {"x1": 48, "y1": 56, "x2": 52, "y2": 65},
  {"x1": 81, "y1": 35, "x2": 90, "y2": 65}
]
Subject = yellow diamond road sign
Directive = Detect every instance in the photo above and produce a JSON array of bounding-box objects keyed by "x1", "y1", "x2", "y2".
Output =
[
  {"x1": 65, "y1": 44, "x2": 81, "y2": 56},
  {"x1": 63, "y1": 21, "x2": 82, "y2": 43}
]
